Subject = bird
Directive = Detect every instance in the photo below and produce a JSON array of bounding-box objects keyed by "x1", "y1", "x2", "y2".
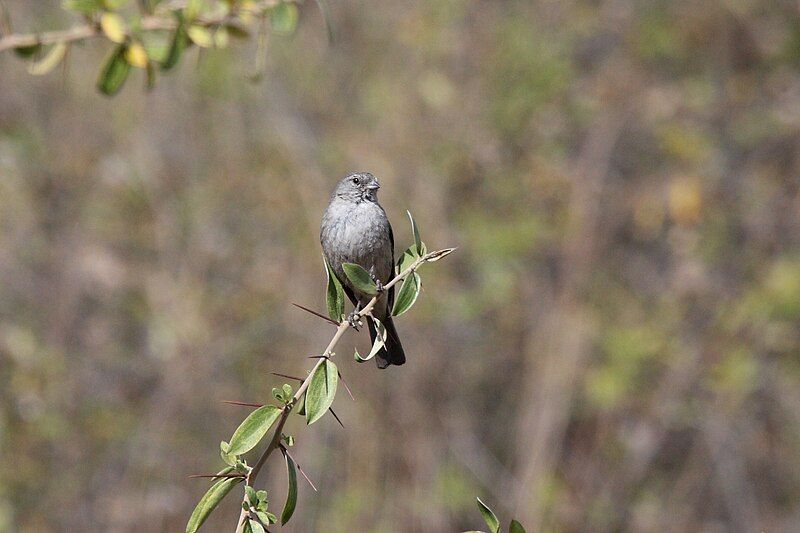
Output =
[{"x1": 320, "y1": 172, "x2": 406, "y2": 368}]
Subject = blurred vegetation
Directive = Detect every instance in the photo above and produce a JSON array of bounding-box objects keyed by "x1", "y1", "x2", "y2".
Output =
[{"x1": 1, "y1": 0, "x2": 799, "y2": 531}]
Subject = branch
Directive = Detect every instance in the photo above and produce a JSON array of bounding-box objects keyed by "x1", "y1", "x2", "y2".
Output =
[
  {"x1": 0, "y1": 0, "x2": 285, "y2": 54},
  {"x1": 233, "y1": 250, "x2": 440, "y2": 533}
]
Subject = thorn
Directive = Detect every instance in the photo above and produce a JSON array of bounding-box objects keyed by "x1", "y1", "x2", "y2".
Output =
[
  {"x1": 188, "y1": 473, "x2": 245, "y2": 479},
  {"x1": 270, "y1": 371, "x2": 304, "y2": 382},
  {"x1": 281, "y1": 445, "x2": 318, "y2": 492},
  {"x1": 222, "y1": 400, "x2": 264, "y2": 408},
  {"x1": 308, "y1": 354, "x2": 329, "y2": 359},
  {"x1": 329, "y1": 407, "x2": 345, "y2": 428},
  {"x1": 291, "y1": 302, "x2": 339, "y2": 326},
  {"x1": 338, "y1": 371, "x2": 355, "y2": 401}
]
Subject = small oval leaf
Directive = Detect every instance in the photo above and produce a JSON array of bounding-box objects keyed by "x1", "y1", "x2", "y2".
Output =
[
  {"x1": 186, "y1": 477, "x2": 242, "y2": 533},
  {"x1": 342, "y1": 263, "x2": 378, "y2": 295},
  {"x1": 228, "y1": 405, "x2": 282, "y2": 456},
  {"x1": 187, "y1": 25, "x2": 214, "y2": 48},
  {"x1": 100, "y1": 12, "x2": 127, "y2": 43},
  {"x1": 324, "y1": 257, "x2": 344, "y2": 321},
  {"x1": 28, "y1": 43, "x2": 67, "y2": 76},
  {"x1": 124, "y1": 41, "x2": 148, "y2": 68},
  {"x1": 270, "y1": 2, "x2": 298, "y2": 35},
  {"x1": 97, "y1": 45, "x2": 131, "y2": 96},
  {"x1": 392, "y1": 272, "x2": 420, "y2": 316},
  {"x1": 305, "y1": 359, "x2": 338, "y2": 425},
  {"x1": 477, "y1": 497, "x2": 500, "y2": 533},
  {"x1": 162, "y1": 22, "x2": 188, "y2": 70},
  {"x1": 510, "y1": 519, "x2": 527, "y2": 533},
  {"x1": 280, "y1": 451, "x2": 298, "y2": 525},
  {"x1": 248, "y1": 519, "x2": 265, "y2": 533}
]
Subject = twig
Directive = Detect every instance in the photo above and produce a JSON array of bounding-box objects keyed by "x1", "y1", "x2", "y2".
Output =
[
  {"x1": 222, "y1": 400, "x2": 264, "y2": 408},
  {"x1": 292, "y1": 302, "x2": 339, "y2": 326},
  {"x1": 0, "y1": 0, "x2": 286, "y2": 53},
  {"x1": 234, "y1": 251, "x2": 436, "y2": 533},
  {"x1": 188, "y1": 473, "x2": 245, "y2": 479}
]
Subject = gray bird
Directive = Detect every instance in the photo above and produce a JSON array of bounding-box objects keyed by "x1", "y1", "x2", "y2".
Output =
[{"x1": 320, "y1": 172, "x2": 406, "y2": 368}]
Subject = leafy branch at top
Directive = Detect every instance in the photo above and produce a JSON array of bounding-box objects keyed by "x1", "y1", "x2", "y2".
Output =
[
  {"x1": 0, "y1": 0, "x2": 329, "y2": 95},
  {"x1": 184, "y1": 212, "x2": 454, "y2": 532}
]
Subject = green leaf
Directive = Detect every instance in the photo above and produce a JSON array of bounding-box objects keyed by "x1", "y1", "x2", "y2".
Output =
[
  {"x1": 407, "y1": 210, "x2": 423, "y2": 255},
  {"x1": 392, "y1": 272, "x2": 421, "y2": 316},
  {"x1": 305, "y1": 359, "x2": 338, "y2": 425},
  {"x1": 97, "y1": 44, "x2": 131, "y2": 96},
  {"x1": 245, "y1": 485, "x2": 257, "y2": 505},
  {"x1": 282, "y1": 383, "x2": 293, "y2": 398},
  {"x1": 28, "y1": 43, "x2": 68, "y2": 76},
  {"x1": 186, "y1": 477, "x2": 242, "y2": 533},
  {"x1": 270, "y1": 2, "x2": 298, "y2": 35},
  {"x1": 62, "y1": 0, "x2": 104, "y2": 14},
  {"x1": 228, "y1": 405, "x2": 282, "y2": 456},
  {"x1": 220, "y1": 441, "x2": 236, "y2": 466},
  {"x1": 354, "y1": 317, "x2": 387, "y2": 362},
  {"x1": 510, "y1": 519, "x2": 526, "y2": 533},
  {"x1": 248, "y1": 519, "x2": 265, "y2": 533},
  {"x1": 161, "y1": 18, "x2": 188, "y2": 70},
  {"x1": 477, "y1": 497, "x2": 500, "y2": 533},
  {"x1": 396, "y1": 245, "x2": 419, "y2": 275},
  {"x1": 13, "y1": 43, "x2": 42, "y2": 58},
  {"x1": 342, "y1": 263, "x2": 378, "y2": 295},
  {"x1": 280, "y1": 451, "x2": 298, "y2": 525},
  {"x1": 295, "y1": 392, "x2": 306, "y2": 416},
  {"x1": 324, "y1": 257, "x2": 345, "y2": 321}
]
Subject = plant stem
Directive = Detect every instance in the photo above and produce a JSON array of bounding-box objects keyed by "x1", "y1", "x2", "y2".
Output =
[{"x1": 233, "y1": 252, "x2": 431, "y2": 532}]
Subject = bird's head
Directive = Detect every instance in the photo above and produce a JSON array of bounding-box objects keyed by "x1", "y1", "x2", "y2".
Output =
[{"x1": 333, "y1": 172, "x2": 381, "y2": 203}]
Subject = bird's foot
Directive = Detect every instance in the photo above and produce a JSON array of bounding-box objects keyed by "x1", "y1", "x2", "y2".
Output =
[
  {"x1": 347, "y1": 310, "x2": 362, "y2": 331},
  {"x1": 369, "y1": 266, "x2": 385, "y2": 293}
]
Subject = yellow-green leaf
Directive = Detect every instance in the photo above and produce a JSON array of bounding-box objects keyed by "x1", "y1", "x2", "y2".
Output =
[
  {"x1": 324, "y1": 257, "x2": 345, "y2": 322},
  {"x1": 280, "y1": 451, "x2": 298, "y2": 525},
  {"x1": 270, "y1": 2, "x2": 298, "y2": 35},
  {"x1": 100, "y1": 12, "x2": 127, "y2": 43},
  {"x1": 124, "y1": 41, "x2": 148, "y2": 68},
  {"x1": 228, "y1": 405, "x2": 282, "y2": 456},
  {"x1": 185, "y1": 477, "x2": 242, "y2": 533},
  {"x1": 391, "y1": 272, "x2": 420, "y2": 316},
  {"x1": 342, "y1": 263, "x2": 378, "y2": 295},
  {"x1": 305, "y1": 359, "x2": 337, "y2": 425},
  {"x1": 477, "y1": 497, "x2": 500, "y2": 533},
  {"x1": 187, "y1": 25, "x2": 214, "y2": 48},
  {"x1": 27, "y1": 43, "x2": 68, "y2": 76}
]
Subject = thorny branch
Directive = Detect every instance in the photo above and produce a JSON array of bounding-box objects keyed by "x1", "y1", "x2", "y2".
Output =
[
  {"x1": 0, "y1": 0, "x2": 286, "y2": 53},
  {"x1": 233, "y1": 249, "x2": 450, "y2": 533}
]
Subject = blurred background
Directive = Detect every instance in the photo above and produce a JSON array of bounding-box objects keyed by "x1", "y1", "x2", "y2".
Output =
[{"x1": 1, "y1": 0, "x2": 800, "y2": 531}]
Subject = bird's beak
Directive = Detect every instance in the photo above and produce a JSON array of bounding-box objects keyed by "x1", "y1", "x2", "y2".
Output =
[{"x1": 366, "y1": 179, "x2": 380, "y2": 191}]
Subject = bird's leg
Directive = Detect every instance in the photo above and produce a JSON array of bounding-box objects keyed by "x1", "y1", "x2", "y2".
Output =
[
  {"x1": 347, "y1": 302, "x2": 363, "y2": 330},
  {"x1": 369, "y1": 265, "x2": 385, "y2": 293}
]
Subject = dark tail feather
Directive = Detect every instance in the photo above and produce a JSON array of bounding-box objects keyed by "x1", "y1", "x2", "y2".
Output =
[{"x1": 368, "y1": 315, "x2": 405, "y2": 369}]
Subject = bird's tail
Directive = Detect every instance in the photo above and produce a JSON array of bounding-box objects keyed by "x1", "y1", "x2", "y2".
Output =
[{"x1": 368, "y1": 315, "x2": 405, "y2": 369}]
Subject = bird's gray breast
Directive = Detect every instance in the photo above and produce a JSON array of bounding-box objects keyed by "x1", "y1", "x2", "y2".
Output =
[{"x1": 321, "y1": 198, "x2": 394, "y2": 298}]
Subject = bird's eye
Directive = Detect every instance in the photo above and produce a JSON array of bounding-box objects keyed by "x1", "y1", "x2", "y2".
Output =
[{"x1": 352, "y1": 176, "x2": 360, "y2": 184}]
